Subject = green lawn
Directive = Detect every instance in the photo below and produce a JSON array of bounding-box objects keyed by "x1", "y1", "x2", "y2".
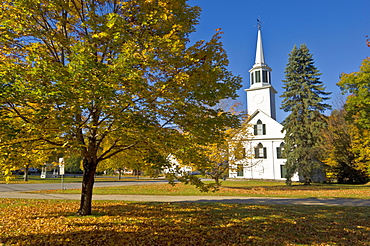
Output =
[
  {"x1": 0, "y1": 174, "x2": 152, "y2": 184},
  {"x1": 34, "y1": 180, "x2": 370, "y2": 199},
  {"x1": 1, "y1": 198, "x2": 370, "y2": 245}
]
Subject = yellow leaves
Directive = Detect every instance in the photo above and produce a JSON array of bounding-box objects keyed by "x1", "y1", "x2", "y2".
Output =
[
  {"x1": 1, "y1": 199, "x2": 370, "y2": 245},
  {"x1": 106, "y1": 13, "x2": 118, "y2": 28},
  {"x1": 92, "y1": 32, "x2": 109, "y2": 39}
]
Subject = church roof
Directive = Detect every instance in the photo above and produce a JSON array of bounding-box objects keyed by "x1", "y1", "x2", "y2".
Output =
[{"x1": 248, "y1": 109, "x2": 282, "y2": 126}]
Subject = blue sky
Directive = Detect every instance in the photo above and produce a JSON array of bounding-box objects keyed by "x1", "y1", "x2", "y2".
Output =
[{"x1": 188, "y1": 0, "x2": 370, "y2": 122}]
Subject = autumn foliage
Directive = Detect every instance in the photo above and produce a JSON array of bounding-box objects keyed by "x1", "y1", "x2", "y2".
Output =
[
  {"x1": 1, "y1": 199, "x2": 370, "y2": 245},
  {"x1": 336, "y1": 58, "x2": 370, "y2": 182},
  {"x1": 0, "y1": 0, "x2": 242, "y2": 215}
]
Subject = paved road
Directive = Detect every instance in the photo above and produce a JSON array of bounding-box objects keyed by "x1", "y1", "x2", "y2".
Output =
[
  {"x1": 2, "y1": 181, "x2": 370, "y2": 206},
  {"x1": 0, "y1": 180, "x2": 167, "y2": 192}
]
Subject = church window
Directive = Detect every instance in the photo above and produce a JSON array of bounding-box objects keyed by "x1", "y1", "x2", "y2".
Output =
[
  {"x1": 255, "y1": 71, "x2": 261, "y2": 83},
  {"x1": 235, "y1": 147, "x2": 246, "y2": 159},
  {"x1": 276, "y1": 142, "x2": 285, "y2": 159},
  {"x1": 280, "y1": 165, "x2": 287, "y2": 179},
  {"x1": 237, "y1": 164, "x2": 244, "y2": 176},
  {"x1": 254, "y1": 143, "x2": 267, "y2": 159},
  {"x1": 268, "y1": 71, "x2": 271, "y2": 83},
  {"x1": 254, "y1": 119, "x2": 266, "y2": 135},
  {"x1": 251, "y1": 72, "x2": 254, "y2": 85},
  {"x1": 262, "y1": 70, "x2": 268, "y2": 83}
]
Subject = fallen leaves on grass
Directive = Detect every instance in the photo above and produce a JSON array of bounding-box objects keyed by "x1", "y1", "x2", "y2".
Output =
[
  {"x1": 1, "y1": 199, "x2": 370, "y2": 245},
  {"x1": 38, "y1": 182, "x2": 370, "y2": 199}
]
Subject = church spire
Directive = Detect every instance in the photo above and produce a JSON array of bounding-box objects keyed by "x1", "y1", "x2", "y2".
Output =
[
  {"x1": 249, "y1": 21, "x2": 272, "y2": 89},
  {"x1": 254, "y1": 28, "x2": 265, "y2": 65},
  {"x1": 245, "y1": 20, "x2": 277, "y2": 119}
]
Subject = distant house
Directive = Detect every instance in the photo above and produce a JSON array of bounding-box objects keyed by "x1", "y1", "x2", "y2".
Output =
[
  {"x1": 229, "y1": 26, "x2": 298, "y2": 181},
  {"x1": 163, "y1": 154, "x2": 193, "y2": 175}
]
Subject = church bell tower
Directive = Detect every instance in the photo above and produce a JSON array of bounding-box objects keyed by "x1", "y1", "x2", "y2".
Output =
[{"x1": 245, "y1": 24, "x2": 277, "y2": 119}]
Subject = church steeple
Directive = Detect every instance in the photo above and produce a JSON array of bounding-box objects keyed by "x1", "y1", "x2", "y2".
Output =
[
  {"x1": 245, "y1": 22, "x2": 277, "y2": 119},
  {"x1": 249, "y1": 26, "x2": 272, "y2": 89},
  {"x1": 254, "y1": 28, "x2": 265, "y2": 65}
]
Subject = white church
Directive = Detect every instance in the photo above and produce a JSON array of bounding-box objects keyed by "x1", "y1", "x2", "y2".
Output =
[{"x1": 229, "y1": 27, "x2": 299, "y2": 181}]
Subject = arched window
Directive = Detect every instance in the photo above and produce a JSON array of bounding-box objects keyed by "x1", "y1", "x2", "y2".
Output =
[
  {"x1": 251, "y1": 72, "x2": 254, "y2": 85},
  {"x1": 254, "y1": 119, "x2": 266, "y2": 135},
  {"x1": 277, "y1": 142, "x2": 285, "y2": 159},
  {"x1": 254, "y1": 143, "x2": 267, "y2": 159}
]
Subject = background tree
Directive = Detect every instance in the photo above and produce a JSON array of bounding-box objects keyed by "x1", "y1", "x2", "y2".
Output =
[
  {"x1": 64, "y1": 154, "x2": 83, "y2": 178},
  {"x1": 196, "y1": 118, "x2": 251, "y2": 186},
  {"x1": 99, "y1": 140, "x2": 169, "y2": 179},
  {"x1": 166, "y1": 101, "x2": 251, "y2": 186},
  {"x1": 0, "y1": 0, "x2": 242, "y2": 215},
  {"x1": 322, "y1": 109, "x2": 368, "y2": 183},
  {"x1": 337, "y1": 57, "x2": 370, "y2": 179},
  {"x1": 0, "y1": 107, "x2": 50, "y2": 181},
  {"x1": 280, "y1": 44, "x2": 331, "y2": 185}
]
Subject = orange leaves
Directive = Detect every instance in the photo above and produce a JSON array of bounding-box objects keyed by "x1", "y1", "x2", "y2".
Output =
[{"x1": 1, "y1": 199, "x2": 370, "y2": 245}]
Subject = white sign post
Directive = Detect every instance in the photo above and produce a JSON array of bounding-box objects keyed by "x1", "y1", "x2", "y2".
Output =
[{"x1": 59, "y1": 158, "x2": 65, "y2": 190}]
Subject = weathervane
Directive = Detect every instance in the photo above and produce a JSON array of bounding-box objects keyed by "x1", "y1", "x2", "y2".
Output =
[{"x1": 256, "y1": 16, "x2": 264, "y2": 29}]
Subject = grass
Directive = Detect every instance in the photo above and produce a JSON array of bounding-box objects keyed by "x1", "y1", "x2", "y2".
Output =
[
  {"x1": 34, "y1": 180, "x2": 370, "y2": 199},
  {"x1": 0, "y1": 174, "x2": 154, "y2": 184},
  {"x1": 1, "y1": 198, "x2": 370, "y2": 245}
]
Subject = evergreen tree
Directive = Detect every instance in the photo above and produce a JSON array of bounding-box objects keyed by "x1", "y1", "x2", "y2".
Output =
[{"x1": 281, "y1": 44, "x2": 331, "y2": 185}]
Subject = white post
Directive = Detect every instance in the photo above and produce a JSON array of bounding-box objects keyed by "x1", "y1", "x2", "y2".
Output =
[{"x1": 59, "y1": 158, "x2": 65, "y2": 190}]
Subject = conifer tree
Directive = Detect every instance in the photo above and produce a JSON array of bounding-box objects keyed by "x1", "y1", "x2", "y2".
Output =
[{"x1": 281, "y1": 44, "x2": 331, "y2": 185}]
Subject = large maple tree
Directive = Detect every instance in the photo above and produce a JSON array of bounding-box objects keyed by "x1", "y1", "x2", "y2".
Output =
[{"x1": 0, "y1": 0, "x2": 242, "y2": 215}]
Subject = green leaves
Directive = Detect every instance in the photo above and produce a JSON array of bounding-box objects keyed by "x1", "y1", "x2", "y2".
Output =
[
  {"x1": 337, "y1": 58, "x2": 370, "y2": 177},
  {"x1": 280, "y1": 44, "x2": 331, "y2": 184},
  {"x1": 338, "y1": 58, "x2": 370, "y2": 128},
  {"x1": 0, "y1": 0, "x2": 242, "y2": 213}
]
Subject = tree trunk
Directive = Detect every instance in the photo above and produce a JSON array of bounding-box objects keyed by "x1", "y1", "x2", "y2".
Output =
[
  {"x1": 214, "y1": 176, "x2": 220, "y2": 186},
  {"x1": 118, "y1": 169, "x2": 122, "y2": 180},
  {"x1": 23, "y1": 166, "x2": 29, "y2": 182},
  {"x1": 303, "y1": 175, "x2": 311, "y2": 185},
  {"x1": 77, "y1": 159, "x2": 97, "y2": 216}
]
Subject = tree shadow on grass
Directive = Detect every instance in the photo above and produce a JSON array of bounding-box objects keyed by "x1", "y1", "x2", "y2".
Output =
[
  {"x1": 2, "y1": 201, "x2": 370, "y2": 245},
  {"x1": 222, "y1": 184, "x2": 369, "y2": 191}
]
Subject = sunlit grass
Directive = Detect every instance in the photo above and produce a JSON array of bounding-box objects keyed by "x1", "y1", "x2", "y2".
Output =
[
  {"x1": 0, "y1": 174, "x2": 156, "y2": 184},
  {"x1": 1, "y1": 198, "x2": 370, "y2": 245},
  {"x1": 35, "y1": 180, "x2": 370, "y2": 199}
]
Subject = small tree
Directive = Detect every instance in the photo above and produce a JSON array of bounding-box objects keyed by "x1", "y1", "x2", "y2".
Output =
[
  {"x1": 168, "y1": 101, "x2": 251, "y2": 186},
  {"x1": 281, "y1": 44, "x2": 331, "y2": 185},
  {"x1": 187, "y1": 118, "x2": 251, "y2": 186}
]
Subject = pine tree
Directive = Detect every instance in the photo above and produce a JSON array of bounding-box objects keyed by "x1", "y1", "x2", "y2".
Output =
[{"x1": 281, "y1": 44, "x2": 331, "y2": 185}]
